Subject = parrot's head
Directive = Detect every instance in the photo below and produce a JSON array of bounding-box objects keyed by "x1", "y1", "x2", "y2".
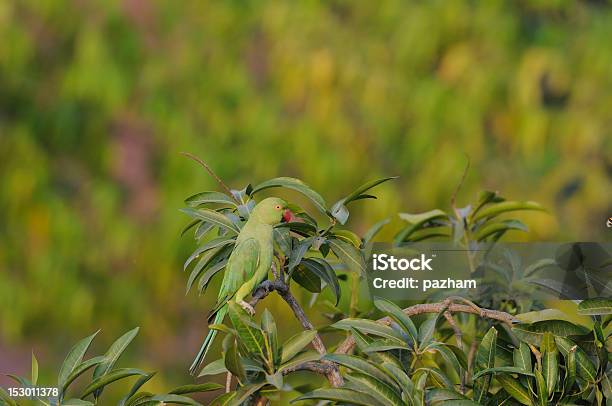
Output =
[{"x1": 252, "y1": 197, "x2": 294, "y2": 225}]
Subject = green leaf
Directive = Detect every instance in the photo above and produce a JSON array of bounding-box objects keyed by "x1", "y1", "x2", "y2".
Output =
[
  {"x1": 332, "y1": 318, "x2": 406, "y2": 343},
  {"x1": 118, "y1": 372, "x2": 156, "y2": 406},
  {"x1": 224, "y1": 340, "x2": 246, "y2": 383},
  {"x1": 418, "y1": 314, "x2": 440, "y2": 350},
  {"x1": 515, "y1": 309, "x2": 570, "y2": 324},
  {"x1": 346, "y1": 372, "x2": 404, "y2": 406},
  {"x1": 428, "y1": 343, "x2": 467, "y2": 375},
  {"x1": 292, "y1": 388, "x2": 385, "y2": 406},
  {"x1": 426, "y1": 388, "x2": 472, "y2": 404},
  {"x1": 330, "y1": 177, "x2": 397, "y2": 224},
  {"x1": 169, "y1": 383, "x2": 224, "y2": 395},
  {"x1": 473, "y1": 219, "x2": 528, "y2": 241},
  {"x1": 227, "y1": 382, "x2": 267, "y2": 406},
  {"x1": 373, "y1": 297, "x2": 418, "y2": 347},
  {"x1": 185, "y1": 191, "x2": 237, "y2": 207},
  {"x1": 555, "y1": 337, "x2": 596, "y2": 383},
  {"x1": 281, "y1": 330, "x2": 318, "y2": 363},
  {"x1": 302, "y1": 258, "x2": 341, "y2": 305},
  {"x1": 251, "y1": 177, "x2": 327, "y2": 214},
  {"x1": 227, "y1": 302, "x2": 266, "y2": 359},
  {"x1": 278, "y1": 351, "x2": 320, "y2": 373},
  {"x1": 495, "y1": 374, "x2": 533, "y2": 405},
  {"x1": 273, "y1": 227, "x2": 291, "y2": 256},
  {"x1": 563, "y1": 345, "x2": 577, "y2": 393},
  {"x1": 471, "y1": 201, "x2": 544, "y2": 222},
  {"x1": 197, "y1": 359, "x2": 227, "y2": 377},
  {"x1": 577, "y1": 298, "x2": 612, "y2": 315},
  {"x1": 472, "y1": 366, "x2": 535, "y2": 380},
  {"x1": 328, "y1": 238, "x2": 366, "y2": 275},
  {"x1": 31, "y1": 351, "x2": 38, "y2": 386},
  {"x1": 266, "y1": 371, "x2": 283, "y2": 389},
  {"x1": 0, "y1": 387, "x2": 17, "y2": 406},
  {"x1": 62, "y1": 356, "x2": 107, "y2": 395},
  {"x1": 293, "y1": 265, "x2": 321, "y2": 293},
  {"x1": 287, "y1": 237, "x2": 313, "y2": 273},
  {"x1": 81, "y1": 368, "x2": 147, "y2": 398},
  {"x1": 180, "y1": 208, "x2": 240, "y2": 234},
  {"x1": 514, "y1": 342, "x2": 532, "y2": 373},
  {"x1": 474, "y1": 327, "x2": 497, "y2": 403},
  {"x1": 323, "y1": 354, "x2": 397, "y2": 387},
  {"x1": 92, "y1": 327, "x2": 139, "y2": 398},
  {"x1": 362, "y1": 218, "x2": 391, "y2": 245},
  {"x1": 534, "y1": 368, "x2": 547, "y2": 406},
  {"x1": 540, "y1": 333, "x2": 558, "y2": 397},
  {"x1": 58, "y1": 330, "x2": 100, "y2": 389},
  {"x1": 261, "y1": 309, "x2": 280, "y2": 367},
  {"x1": 394, "y1": 209, "x2": 448, "y2": 244},
  {"x1": 512, "y1": 320, "x2": 590, "y2": 346},
  {"x1": 416, "y1": 367, "x2": 455, "y2": 389},
  {"x1": 183, "y1": 237, "x2": 235, "y2": 271}
]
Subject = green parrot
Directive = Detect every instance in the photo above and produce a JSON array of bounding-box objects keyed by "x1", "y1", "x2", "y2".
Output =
[{"x1": 189, "y1": 197, "x2": 293, "y2": 375}]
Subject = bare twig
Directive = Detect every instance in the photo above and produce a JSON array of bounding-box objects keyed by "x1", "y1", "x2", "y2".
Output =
[
  {"x1": 180, "y1": 152, "x2": 239, "y2": 203},
  {"x1": 335, "y1": 300, "x2": 517, "y2": 355}
]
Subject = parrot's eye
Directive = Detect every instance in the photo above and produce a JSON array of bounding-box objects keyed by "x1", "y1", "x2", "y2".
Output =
[{"x1": 274, "y1": 205, "x2": 281, "y2": 210}]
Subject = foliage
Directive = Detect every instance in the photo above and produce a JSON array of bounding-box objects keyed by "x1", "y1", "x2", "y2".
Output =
[
  {"x1": 0, "y1": 330, "x2": 222, "y2": 406},
  {"x1": 177, "y1": 173, "x2": 612, "y2": 405}
]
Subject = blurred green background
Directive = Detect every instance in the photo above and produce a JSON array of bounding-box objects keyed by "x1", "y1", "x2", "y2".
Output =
[{"x1": 1, "y1": 0, "x2": 611, "y2": 402}]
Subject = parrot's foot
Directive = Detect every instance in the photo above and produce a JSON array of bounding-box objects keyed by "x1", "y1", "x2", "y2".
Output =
[{"x1": 238, "y1": 300, "x2": 255, "y2": 316}]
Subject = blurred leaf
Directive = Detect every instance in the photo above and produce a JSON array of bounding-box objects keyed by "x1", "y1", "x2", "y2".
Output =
[
  {"x1": 472, "y1": 201, "x2": 544, "y2": 222},
  {"x1": 31, "y1": 351, "x2": 38, "y2": 386},
  {"x1": 197, "y1": 359, "x2": 227, "y2": 377},
  {"x1": 473, "y1": 219, "x2": 528, "y2": 241},
  {"x1": 577, "y1": 298, "x2": 612, "y2": 315},
  {"x1": 292, "y1": 265, "x2": 322, "y2": 293},
  {"x1": 362, "y1": 218, "x2": 391, "y2": 245}
]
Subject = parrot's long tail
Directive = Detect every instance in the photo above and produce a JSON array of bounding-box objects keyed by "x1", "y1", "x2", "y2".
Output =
[{"x1": 189, "y1": 305, "x2": 227, "y2": 376}]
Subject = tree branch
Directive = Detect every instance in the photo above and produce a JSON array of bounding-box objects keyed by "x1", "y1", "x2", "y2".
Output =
[
  {"x1": 249, "y1": 278, "x2": 344, "y2": 387},
  {"x1": 335, "y1": 300, "x2": 518, "y2": 355}
]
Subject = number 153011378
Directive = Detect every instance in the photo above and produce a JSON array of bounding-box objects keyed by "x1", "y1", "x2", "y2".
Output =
[{"x1": 7, "y1": 387, "x2": 59, "y2": 398}]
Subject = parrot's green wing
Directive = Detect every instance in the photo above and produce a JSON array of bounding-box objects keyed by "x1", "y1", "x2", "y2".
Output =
[{"x1": 208, "y1": 238, "x2": 260, "y2": 319}]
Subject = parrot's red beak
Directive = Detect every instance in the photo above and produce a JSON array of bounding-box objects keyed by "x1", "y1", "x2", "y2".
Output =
[{"x1": 282, "y1": 209, "x2": 297, "y2": 223}]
